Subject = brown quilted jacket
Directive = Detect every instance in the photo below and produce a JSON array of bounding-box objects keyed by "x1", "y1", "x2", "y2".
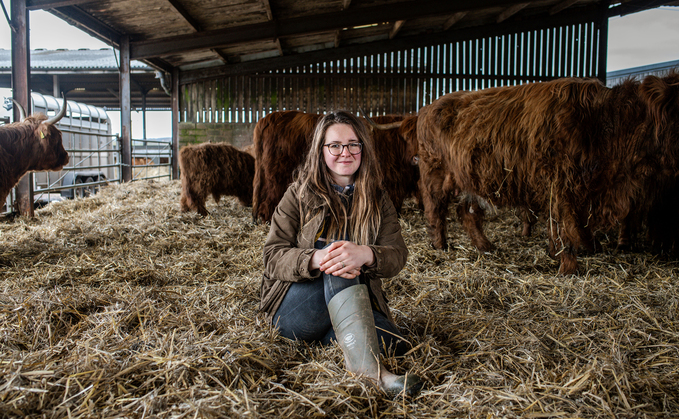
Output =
[{"x1": 260, "y1": 182, "x2": 408, "y2": 324}]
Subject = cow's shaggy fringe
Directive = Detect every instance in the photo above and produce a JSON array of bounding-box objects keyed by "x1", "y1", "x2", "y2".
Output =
[{"x1": 1, "y1": 179, "x2": 677, "y2": 418}]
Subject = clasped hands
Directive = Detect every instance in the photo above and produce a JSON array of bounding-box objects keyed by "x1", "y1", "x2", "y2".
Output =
[{"x1": 309, "y1": 241, "x2": 375, "y2": 279}]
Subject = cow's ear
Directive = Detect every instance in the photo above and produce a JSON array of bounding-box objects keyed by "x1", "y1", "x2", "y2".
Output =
[{"x1": 37, "y1": 125, "x2": 48, "y2": 140}]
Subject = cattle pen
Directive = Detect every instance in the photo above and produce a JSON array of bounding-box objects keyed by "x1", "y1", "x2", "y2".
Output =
[{"x1": 0, "y1": 179, "x2": 677, "y2": 418}]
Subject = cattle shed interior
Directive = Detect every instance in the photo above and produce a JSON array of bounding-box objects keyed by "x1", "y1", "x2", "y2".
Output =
[
  {"x1": 9, "y1": 0, "x2": 679, "y2": 124},
  {"x1": 5, "y1": 0, "x2": 679, "y2": 214}
]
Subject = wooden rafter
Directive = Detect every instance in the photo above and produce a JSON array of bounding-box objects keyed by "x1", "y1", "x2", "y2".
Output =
[
  {"x1": 167, "y1": 0, "x2": 203, "y2": 31},
  {"x1": 212, "y1": 49, "x2": 231, "y2": 63},
  {"x1": 275, "y1": 38, "x2": 284, "y2": 56},
  {"x1": 48, "y1": 6, "x2": 122, "y2": 47},
  {"x1": 443, "y1": 11, "x2": 468, "y2": 30},
  {"x1": 26, "y1": 0, "x2": 90, "y2": 10},
  {"x1": 180, "y1": 3, "x2": 602, "y2": 83},
  {"x1": 129, "y1": 0, "x2": 523, "y2": 60},
  {"x1": 334, "y1": 30, "x2": 341, "y2": 48},
  {"x1": 549, "y1": 0, "x2": 580, "y2": 15},
  {"x1": 389, "y1": 20, "x2": 405, "y2": 39},
  {"x1": 342, "y1": 0, "x2": 352, "y2": 10},
  {"x1": 496, "y1": 3, "x2": 528, "y2": 23},
  {"x1": 261, "y1": 0, "x2": 273, "y2": 20}
]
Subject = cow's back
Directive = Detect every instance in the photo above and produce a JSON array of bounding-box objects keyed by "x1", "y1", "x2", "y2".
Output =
[{"x1": 252, "y1": 111, "x2": 321, "y2": 222}]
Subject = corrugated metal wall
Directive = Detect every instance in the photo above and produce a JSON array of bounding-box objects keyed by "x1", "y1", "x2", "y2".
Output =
[{"x1": 180, "y1": 20, "x2": 604, "y2": 123}]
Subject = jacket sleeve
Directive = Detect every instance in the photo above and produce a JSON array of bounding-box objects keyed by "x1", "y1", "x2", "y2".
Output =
[
  {"x1": 363, "y1": 192, "x2": 409, "y2": 278},
  {"x1": 262, "y1": 185, "x2": 319, "y2": 282}
]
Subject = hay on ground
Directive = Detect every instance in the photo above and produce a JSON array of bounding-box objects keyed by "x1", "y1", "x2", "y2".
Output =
[{"x1": 0, "y1": 179, "x2": 677, "y2": 418}]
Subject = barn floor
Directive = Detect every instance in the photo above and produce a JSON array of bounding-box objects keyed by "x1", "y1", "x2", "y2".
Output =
[{"x1": 0, "y1": 179, "x2": 677, "y2": 418}]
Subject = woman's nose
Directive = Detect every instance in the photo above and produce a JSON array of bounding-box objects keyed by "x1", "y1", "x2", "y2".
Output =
[{"x1": 340, "y1": 145, "x2": 351, "y2": 156}]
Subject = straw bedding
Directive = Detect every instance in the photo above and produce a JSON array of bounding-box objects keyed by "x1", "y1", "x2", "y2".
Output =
[{"x1": 1, "y1": 179, "x2": 677, "y2": 418}]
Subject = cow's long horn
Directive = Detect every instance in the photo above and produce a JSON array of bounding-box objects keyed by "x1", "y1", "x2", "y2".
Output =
[
  {"x1": 358, "y1": 107, "x2": 403, "y2": 130},
  {"x1": 11, "y1": 99, "x2": 27, "y2": 121},
  {"x1": 45, "y1": 96, "x2": 68, "y2": 126}
]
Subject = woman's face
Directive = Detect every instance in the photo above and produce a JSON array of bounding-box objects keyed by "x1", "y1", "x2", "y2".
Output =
[{"x1": 322, "y1": 123, "x2": 362, "y2": 187}]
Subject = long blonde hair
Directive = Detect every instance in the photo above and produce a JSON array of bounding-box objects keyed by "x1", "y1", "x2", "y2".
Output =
[{"x1": 295, "y1": 110, "x2": 383, "y2": 245}]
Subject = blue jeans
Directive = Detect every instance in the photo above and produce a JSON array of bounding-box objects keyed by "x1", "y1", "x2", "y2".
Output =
[{"x1": 273, "y1": 272, "x2": 409, "y2": 356}]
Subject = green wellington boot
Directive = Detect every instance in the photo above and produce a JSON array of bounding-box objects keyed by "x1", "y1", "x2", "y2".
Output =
[{"x1": 327, "y1": 284, "x2": 423, "y2": 398}]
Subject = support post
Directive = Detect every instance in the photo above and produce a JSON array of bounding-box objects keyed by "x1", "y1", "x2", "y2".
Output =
[
  {"x1": 11, "y1": 0, "x2": 33, "y2": 216},
  {"x1": 119, "y1": 35, "x2": 132, "y2": 182},
  {"x1": 171, "y1": 67, "x2": 179, "y2": 180},
  {"x1": 596, "y1": 7, "x2": 608, "y2": 85},
  {"x1": 52, "y1": 74, "x2": 60, "y2": 97}
]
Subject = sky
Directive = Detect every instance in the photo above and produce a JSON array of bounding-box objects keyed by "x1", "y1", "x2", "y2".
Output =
[{"x1": 0, "y1": 7, "x2": 678, "y2": 137}]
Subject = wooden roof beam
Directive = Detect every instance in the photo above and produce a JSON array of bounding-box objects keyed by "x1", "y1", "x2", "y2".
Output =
[
  {"x1": 180, "y1": 3, "x2": 602, "y2": 83},
  {"x1": 130, "y1": 0, "x2": 523, "y2": 59},
  {"x1": 167, "y1": 0, "x2": 203, "y2": 31},
  {"x1": 443, "y1": 11, "x2": 468, "y2": 30},
  {"x1": 334, "y1": 30, "x2": 341, "y2": 48},
  {"x1": 48, "y1": 6, "x2": 123, "y2": 47},
  {"x1": 261, "y1": 0, "x2": 274, "y2": 20},
  {"x1": 389, "y1": 20, "x2": 405, "y2": 39},
  {"x1": 549, "y1": 0, "x2": 580, "y2": 15},
  {"x1": 497, "y1": 3, "x2": 529, "y2": 23},
  {"x1": 275, "y1": 38, "x2": 284, "y2": 56},
  {"x1": 342, "y1": 0, "x2": 352, "y2": 10},
  {"x1": 26, "y1": 0, "x2": 90, "y2": 10}
]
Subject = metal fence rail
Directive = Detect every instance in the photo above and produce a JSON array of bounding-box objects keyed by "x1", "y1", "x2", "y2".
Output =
[
  {"x1": 131, "y1": 137, "x2": 173, "y2": 181},
  {"x1": 3, "y1": 112, "x2": 174, "y2": 216}
]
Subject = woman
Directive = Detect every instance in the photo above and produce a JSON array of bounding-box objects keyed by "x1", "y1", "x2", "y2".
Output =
[{"x1": 260, "y1": 110, "x2": 423, "y2": 397}]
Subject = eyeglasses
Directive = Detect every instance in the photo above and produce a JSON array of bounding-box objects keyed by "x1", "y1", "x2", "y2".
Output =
[{"x1": 324, "y1": 142, "x2": 362, "y2": 156}]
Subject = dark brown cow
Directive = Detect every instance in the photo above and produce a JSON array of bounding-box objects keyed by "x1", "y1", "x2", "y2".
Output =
[
  {"x1": 1, "y1": 100, "x2": 69, "y2": 209},
  {"x1": 418, "y1": 73, "x2": 679, "y2": 274},
  {"x1": 179, "y1": 142, "x2": 255, "y2": 215},
  {"x1": 252, "y1": 111, "x2": 419, "y2": 223}
]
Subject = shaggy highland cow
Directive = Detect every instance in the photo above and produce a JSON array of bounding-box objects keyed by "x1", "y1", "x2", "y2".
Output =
[
  {"x1": 179, "y1": 142, "x2": 255, "y2": 215},
  {"x1": 417, "y1": 72, "x2": 679, "y2": 274},
  {"x1": 1, "y1": 99, "x2": 69, "y2": 208}
]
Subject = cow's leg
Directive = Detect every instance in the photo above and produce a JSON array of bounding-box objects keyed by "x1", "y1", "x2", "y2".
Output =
[
  {"x1": 457, "y1": 195, "x2": 493, "y2": 252},
  {"x1": 252, "y1": 163, "x2": 266, "y2": 222},
  {"x1": 547, "y1": 201, "x2": 582, "y2": 275},
  {"x1": 419, "y1": 171, "x2": 451, "y2": 250},
  {"x1": 578, "y1": 224, "x2": 601, "y2": 254},
  {"x1": 518, "y1": 206, "x2": 537, "y2": 237}
]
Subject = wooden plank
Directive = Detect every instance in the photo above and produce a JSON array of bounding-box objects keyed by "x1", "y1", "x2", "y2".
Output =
[
  {"x1": 443, "y1": 12, "x2": 468, "y2": 31},
  {"x1": 11, "y1": 0, "x2": 33, "y2": 216},
  {"x1": 394, "y1": 51, "x2": 406, "y2": 114},
  {"x1": 522, "y1": 30, "x2": 529, "y2": 80},
  {"x1": 433, "y1": 44, "x2": 440, "y2": 104},
  {"x1": 560, "y1": 25, "x2": 568, "y2": 77},
  {"x1": 596, "y1": 12, "x2": 608, "y2": 83},
  {"x1": 588, "y1": 21, "x2": 596, "y2": 77},
  {"x1": 120, "y1": 35, "x2": 132, "y2": 182},
  {"x1": 27, "y1": 0, "x2": 90, "y2": 10},
  {"x1": 578, "y1": 23, "x2": 587, "y2": 77},
  {"x1": 131, "y1": 0, "x2": 523, "y2": 59},
  {"x1": 181, "y1": 4, "x2": 603, "y2": 82},
  {"x1": 276, "y1": 69, "x2": 283, "y2": 113},
  {"x1": 167, "y1": 0, "x2": 203, "y2": 31},
  {"x1": 211, "y1": 79, "x2": 217, "y2": 123},
  {"x1": 172, "y1": 67, "x2": 179, "y2": 179},
  {"x1": 257, "y1": 76, "x2": 263, "y2": 123},
  {"x1": 49, "y1": 6, "x2": 123, "y2": 47}
]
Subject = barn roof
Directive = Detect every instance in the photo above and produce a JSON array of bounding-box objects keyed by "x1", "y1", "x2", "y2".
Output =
[
  {"x1": 606, "y1": 58, "x2": 679, "y2": 86},
  {"x1": 0, "y1": 48, "x2": 169, "y2": 109},
  {"x1": 0, "y1": 48, "x2": 151, "y2": 71},
  {"x1": 32, "y1": 0, "x2": 679, "y2": 86}
]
